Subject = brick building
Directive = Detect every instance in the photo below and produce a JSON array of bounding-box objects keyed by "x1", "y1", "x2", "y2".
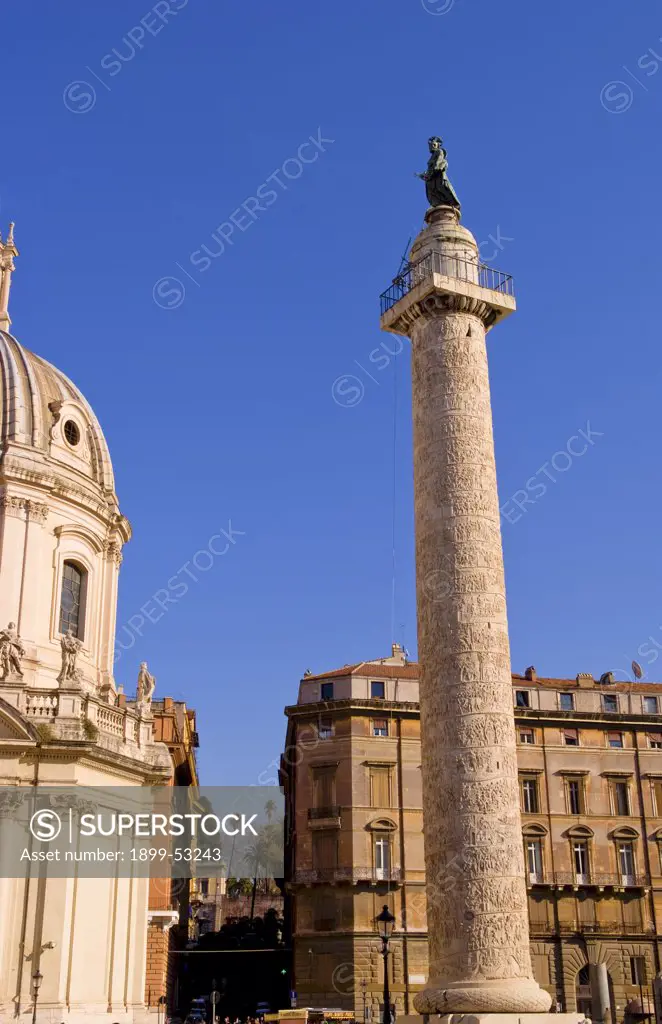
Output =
[
  {"x1": 281, "y1": 646, "x2": 662, "y2": 1021},
  {"x1": 142, "y1": 697, "x2": 199, "y2": 1013}
]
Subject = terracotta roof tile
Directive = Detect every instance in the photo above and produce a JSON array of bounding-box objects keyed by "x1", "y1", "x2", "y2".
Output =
[
  {"x1": 302, "y1": 663, "x2": 662, "y2": 692},
  {"x1": 302, "y1": 661, "x2": 420, "y2": 682}
]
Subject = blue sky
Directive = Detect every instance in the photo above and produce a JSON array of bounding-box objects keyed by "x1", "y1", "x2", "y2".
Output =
[{"x1": 3, "y1": 0, "x2": 662, "y2": 784}]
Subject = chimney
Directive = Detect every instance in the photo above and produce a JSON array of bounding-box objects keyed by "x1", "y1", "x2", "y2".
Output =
[
  {"x1": 524, "y1": 666, "x2": 537, "y2": 682},
  {"x1": 391, "y1": 642, "x2": 406, "y2": 665},
  {"x1": 576, "y1": 673, "x2": 594, "y2": 688}
]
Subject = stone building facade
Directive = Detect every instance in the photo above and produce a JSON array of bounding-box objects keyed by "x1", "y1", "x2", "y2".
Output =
[{"x1": 281, "y1": 648, "x2": 662, "y2": 1021}]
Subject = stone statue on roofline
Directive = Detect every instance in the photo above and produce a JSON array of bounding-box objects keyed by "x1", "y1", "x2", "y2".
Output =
[
  {"x1": 0, "y1": 622, "x2": 25, "y2": 681},
  {"x1": 415, "y1": 136, "x2": 461, "y2": 210},
  {"x1": 136, "y1": 661, "x2": 156, "y2": 711}
]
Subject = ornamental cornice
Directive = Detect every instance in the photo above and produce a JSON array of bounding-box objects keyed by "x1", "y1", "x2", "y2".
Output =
[
  {"x1": 2, "y1": 456, "x2": 125, "y2": 529},
  {"x1": 148, "y1": 910, "x2": 180, "y2": 932},
  {"x1": 382, "y1": 288, "x2": 500, "y2": 336},
  {"x1": 0, "y1": 495, "x2": 50, "y2": 524},
  {"x1": 284, "y1": 698, "x2": 422, "y2": 718}
]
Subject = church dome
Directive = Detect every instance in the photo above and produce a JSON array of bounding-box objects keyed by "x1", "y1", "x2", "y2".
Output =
[
  {"x1": 0, "y1": 329, "x2": 118, "y2": 505},
  {"x1": 0, "y1": 225, "x2": 131, "y2": 698}
]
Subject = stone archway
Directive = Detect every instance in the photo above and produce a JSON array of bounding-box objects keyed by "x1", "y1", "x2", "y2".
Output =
[{"x1": 576, "y1": 965, "x2": 592, "y2": 1017}]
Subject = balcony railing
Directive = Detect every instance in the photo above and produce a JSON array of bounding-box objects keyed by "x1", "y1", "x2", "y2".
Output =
[
  {"x1": 380, "y1": 250, "x2": 514, "y2": 316},
  {"x1": 294, "y1": 867, "x2": 402, "y2": 885},
  {"x1": 579, "y1": 922, "x2": 655, "y2": 935},
  {"x1": 529, "y1": 871, "x2": 648, "y2": 889},
  {"x1": 537, "y1": 921, "x2": 655, "y2": 937},
  {"x1": 308, "y1": 806, "x2": 341, "y2": 820},
  {"x1": 25, "y1": 693, "x2": 58, "y2": 719}
]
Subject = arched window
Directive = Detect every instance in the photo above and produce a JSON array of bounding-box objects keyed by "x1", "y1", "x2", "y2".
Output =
[{"x1": 59, "y1": 561, "x2": 86, "y2": 638}]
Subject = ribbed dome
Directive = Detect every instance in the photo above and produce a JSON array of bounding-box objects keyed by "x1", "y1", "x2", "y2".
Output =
[{"x1": 0, "y1": 329, "x2": 116, "y2": 498}]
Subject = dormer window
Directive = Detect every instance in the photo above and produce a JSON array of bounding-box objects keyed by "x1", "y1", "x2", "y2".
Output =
[
  {"x1": 320, "y1": 682, "x2": 334, "y2": 701},
  {"x1": 371, "y1": 681, "x2": 385, "y2": 699},
  {"x1": 59, "y1": 560, "x2": 87, "y2": 639},
  {"x1": 515, "y1": 690, "x2": 530, "y2": 708}
]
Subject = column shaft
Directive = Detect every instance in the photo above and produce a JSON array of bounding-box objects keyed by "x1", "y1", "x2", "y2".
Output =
[{"x1": 410, "y1": 304, "x2": 549, "y2": 1014}]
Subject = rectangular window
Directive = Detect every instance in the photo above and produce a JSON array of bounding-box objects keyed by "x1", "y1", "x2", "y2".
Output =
[
  {"x1": 370, "y1": 767, "x2": 391, "y2": 808},
  {"x1": 521, "y1": 778, "x2": 539, "y2": 814},
  {"x1": 567, "y1": 779, "x2": 583, "y2": 815},
  {"x1": 649, "y1": 733, "x2": 662, "y2": 749},
  {"x1": 318, "y1": 717, "x2": 333, "y2": 740},
  {"x1": 560, "y1": 692, "x2": 575, "y2": 711},
  {"x1": 607, "y1": 732, "x2": 624, "y2": 748},
  {"x1": 313, "y1": 893, "x2": 336, "y2": 932},
  {"x1": 312, "y1": 767, "x2": 336, "y2": 810},
  {"x1": 312, "y1": 831, "x2": 338, "y2": 871},
  {"x1": 564, "y1": 728, "x2": 579, "y2": 746},
  {"x1": 526, "y1": 839, "x2": 543, "y2": 883},
  {"x1": 612, "y1": 781, "x2": 630, "y2": 816},
  {"x1": 577, "y1": 893, "x2": 596, "y2": 926},
  {"x1": 644, "y1": 696, "x2": 659, "y2": 714},
  {"x1": 371, "y1": 680, "x2": 385, "y2": 699},
  {"x1": 320, "y1": 682, "x2": 334, "y2": 701},
  {"x1": 374, "y1": 837, "x2": 391, "y2": 880},
  {"x1": 653, "y1": 780, "x2": 662, "y2": 815},
  {"x1": 602, "y1": 694, "x2": 618, "y2": 713},
  {"x1": 373, "y1": 718, "x2": 388, "y2": 737},
  {"x1": 630, "y1": 956, "x2": 647, "y2": 986},
  {"x1": 519, "y1": 728, "x2": 535, "y2": 744},
  {"x1": 515, "y1": 690, "x2": 530, "y2": 708},
  {"x1": 573, "y1": 841, "x2": 590, "y2": 883},
  {"x1": 618, "y1": 842, "x2": 636, "y2": 882}
]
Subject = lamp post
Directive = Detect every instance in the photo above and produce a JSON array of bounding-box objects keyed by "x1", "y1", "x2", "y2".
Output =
[
  {"x1": 360, "y1": 977, "x2": 368, "y2": 1024},
  {"x1": 31, "y1": 970, "x2": 43, "y2": 1024},
  {"x1": 376, "y1": 905, "x2": 395, "y2": 1024}
]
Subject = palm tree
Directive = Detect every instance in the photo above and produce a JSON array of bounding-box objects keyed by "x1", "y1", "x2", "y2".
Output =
[
  {"x1": 264, "y1": 799, "x2": 276, "y2": 823},
  {"x1": 243, "y1": 838, "x2": 265, "y2": 922}
]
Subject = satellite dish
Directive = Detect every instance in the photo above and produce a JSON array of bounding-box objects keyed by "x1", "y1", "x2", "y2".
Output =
[{"x1": 632, "y1": 660, "x2": 643, "y2": 680}]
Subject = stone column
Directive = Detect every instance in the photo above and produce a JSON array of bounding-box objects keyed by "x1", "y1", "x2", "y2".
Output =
[
  {"x1": 380, "y1": 205, "x2": 551, "y2": 1018},
  {"x1": 590, "y1": 963, "x2": 611, "y2": 1024}
]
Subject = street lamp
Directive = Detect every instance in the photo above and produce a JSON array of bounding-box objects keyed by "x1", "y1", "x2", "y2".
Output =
[
  {"x1": 360, "y1": 977, "x2": 369, "y2": 1024},
  {"x1": 376, "y1": 905, "x2": 395, "y2": 1024},
  {"x1": 31, "y1": 970, "x2": 43, "y2": 1024}
]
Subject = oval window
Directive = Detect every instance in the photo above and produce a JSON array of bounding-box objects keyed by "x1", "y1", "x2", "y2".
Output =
[{"x1": 63, "y1": 420, "x2": 80, "y2": 446}]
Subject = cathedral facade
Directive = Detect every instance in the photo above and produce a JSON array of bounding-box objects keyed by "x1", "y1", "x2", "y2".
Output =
[{"x1": 0, "y1": 226, "x2": 174, "y2": 1023}]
